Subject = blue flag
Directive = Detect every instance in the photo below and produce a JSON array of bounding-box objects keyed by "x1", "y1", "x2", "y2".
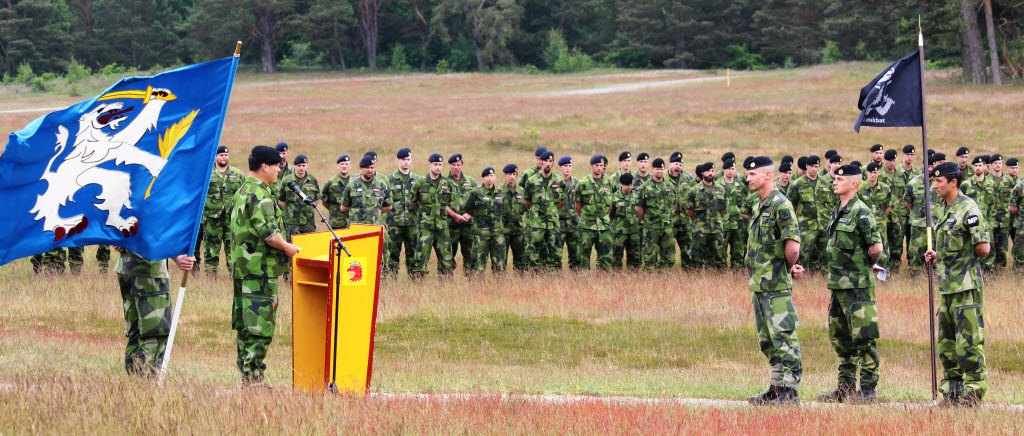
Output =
[
  {"x1": 854, "y1": 50, "x2": 923, "y2": 133},
  {"x1": 0, "y1": 56, "x2": 239, "y2": 266}
]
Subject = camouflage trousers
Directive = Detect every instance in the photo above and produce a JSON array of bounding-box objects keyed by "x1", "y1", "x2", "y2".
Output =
[
  {"x1": 506, "y1": 228, "x2": 529, "y2": 272},
  {"x1": 611, "y1": 231, "x2": 642, "y2": 269},
  {"x1": 938, "y1": 289, "x2": 987, "y2": 400},
  {"x1": 907, "y1": 226, "x2": 928, "y2": 276},
  {"x1": 449, "y1": 225, "x2": 474, "y2": 272},
  {"x1": 31, "y1": 248, "x2": 68, "y2": 274},
  {"x1": 886, "y1": 218, "x2": 906, "y2": 273},
  {"x1": 232, "y1": 278, "x2": 278, "y2": 383},
  {"x1": 828, "y1": 287, "x2": 880, "y2": 390},
  {"x1": 689, "y1": 232, "x2": 724, "y2": 269},
  {"x1": 752, "y1": 290, "x2": 803, "y2": 389},
  {"x1": 118, "y1": 273, "x2": 171, "y2": 376},
  {"x1": 984, "y1": 225, "x2": 1009, "y2": 270},
  {"x1": 577, "y1": 229, "x2": 614, "y2": 270},
  {"x1": 385, "y1": 225, "x2": 419, "y2": 276},
  {"x1": 470, "y1": 226, "x2": 507, "y2": 272},
  {"x1": 414, "y1": 227, "x2": 454, "y2": 276},
  {"x1": 724, "y1": 226, "x2": 746, "y2": 269},
  {"x1": 674, "y1": 226, "x2": 692, "y2": 267},
  {"x1": 875, "y1": 223, "x2": 889, "y2": 269},
  {"x1": 97, "y1": 245, "x2": 111, "y2": 272},
  {"x1": 1013, "y1": 230, "x2": 1024, "y2": 272},
  {"x1": 798, "y1": 228, "x2": 822, "y2": 272},
  {"x1": 328, "y1": 211, "x2": 349, "y2": 231},
  {"x1": 526, "y1": 226, "x2": 562, "y2": 271},
  {"x1": 202, "y1": 215, "x2": 232, "y2": 274},
  {"x1": 284, "y1": 223, "x2": 317, "y2": 242},
  {"x1": 643, "y1": 227, "x2": 676, "y2": 269},
  {"x1": 560, "y1": 229, "x2": 584, "y2": 270}
]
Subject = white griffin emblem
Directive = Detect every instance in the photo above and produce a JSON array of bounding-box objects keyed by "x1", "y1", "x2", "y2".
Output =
[
  {"x1": 864, "y1": 66, "x2": 896, "y2": 117},
  {"x1": 29, "y1": 86, "x2": 198, "y2": 240}
]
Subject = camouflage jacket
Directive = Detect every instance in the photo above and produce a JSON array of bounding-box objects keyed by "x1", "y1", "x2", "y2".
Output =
[
  {"x1": 637, "y1": 178, "x2": 676, "y2": 229},
  {"x1": 231, "y1": 176, "x2": 288, "y2": 279},
  {"x1": 411, "y1": 175, "x2": 455, "y2": 231},
  {"x1": 685, "y1": 181, "x2": 726, "y2": 234},
  {"x1": 746, "y1": 189, "x2": 801, "y2": 293},
  {"x1": 933, "y1": 194, "x2": 989, "y2": 294},
  {"x1": 523, "y1": 171, "x2": 566, "y2": 230},
  {"x1": 386, "y1": 170, "x2": 422, "y2": 227},
  {"x1": 115, "y1": 249, "x2": 168, "y2": 278},
  {"x1": 668, "y1": 173, "x2": 695, "y2": 227},
  {"x1": 341, "y1": 175, "x2": 392, "y2": 226},
  {"x1": 320, "y1": 174, "x2": 352, "y2": 229},
  {"x1": 466, "y1": 184, "x2": 505, "y2": 231},
  {"x1": 720, "y1": 177, "x2": 747, "y2": 230},
  {"x1": 271, "y1": 164, "x2": 295, "y2": 199},
  {"x1": 277, "y1": 172, "x2": 321, "y2": 226},
  {"x1": 815, "y1": 173, "x2": 839, "y2": 230},
  {"x1": 609, "y1": 170, "x2": 631, "y2": 185},
  {"x1": 559, "y1": 176, "x2": 581, "y2": 232},
  {"x1": 446, "y1": 174, "x2": 478, "y2": 229},
  {"x1": 517, "y1": 166, "x2": 540, "y2": 192},
  {"x1": 960, "y1": 176, "x2": 994, "y2": 222},
  {"x1": 633, "y1": 173, "x2": 652, "y2": 189},
  {"x1": 776, "y1": 181, "x2": 792, "y2": 200},
  {"x1": 888, "y1": 165, "x2": 920, "y2": 219},
  {"x1": 987, "y1": 173, "x2": 1014, "y2": 228},
  {"x1": 825, "y1": 195, "x2": 882, "y2": 290},
  {"x1": 903, "y1": 174, "x2": 939, "y2": 228},
  {"x1": 575, "y1": 175, "x2": 613, "y2": 231},
  {"x1": 1011, "y1": 180, "x2": 1024, "y2": 229},
  {"x1": 857, "y1": 180, "x2": 894, "y2": 227},
  {"x1": 610, "y1": 187, "x2": 640, "y2": 235},
  {"x1": 204, "y1": 166, "x2": 246, "y2": 219},
  {"x1": 787, "y1": 175, "x2": 820, "y2": 232},
  {"x1": 499, "y1": 183, "x2": 526, "y2": 233}
]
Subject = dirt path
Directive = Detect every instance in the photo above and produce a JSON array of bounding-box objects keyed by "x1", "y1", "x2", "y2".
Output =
[{"x1": 536, "y1": 76, "x2": 726, "y2": 97}]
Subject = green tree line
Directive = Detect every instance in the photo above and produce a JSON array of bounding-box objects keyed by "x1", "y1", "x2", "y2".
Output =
[{"x1": 1, "y1": 0, "x2": 1021, "y2": 81}]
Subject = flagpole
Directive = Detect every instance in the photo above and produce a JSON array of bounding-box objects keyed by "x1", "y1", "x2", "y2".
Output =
[
  {"x1": 917, "y1": 19, "x2": 939, "y2": 404},
  {"x1": 159, "y1": 41, "x2": 243, "y2": 385}
]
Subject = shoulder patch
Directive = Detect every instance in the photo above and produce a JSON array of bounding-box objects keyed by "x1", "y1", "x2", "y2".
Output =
[
  {"x1": 966, "y1": 214, "x2": 980, "y2": 227},
  {"x1": 778, "y1": 208, "x2": 791, "y2": 221}
]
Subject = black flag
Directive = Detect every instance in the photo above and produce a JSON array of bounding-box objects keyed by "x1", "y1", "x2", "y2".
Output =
[{"x1": 854, "y1": 50, "x2": 922, "y2": 132}]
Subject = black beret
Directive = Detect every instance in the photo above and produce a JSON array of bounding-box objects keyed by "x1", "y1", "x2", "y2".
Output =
[
  {"x1": 1007, "y1": 158, "x2": 1019, "y2": 166},
  {"x1": 884, "y1": 150, "x2": 897, "y2": 161},
  {"x1": 448, "y1": 153, "x2": 463, "y2": 164},
  {"x1": 806, "y1": 155, "x2": 821, "y2": 165},
  {"x1": 902, "y1": 144, "x2": 916, "y2": 154},
  {"x1": 928, "y1": 149, "x2": 935, "y2": 156},
  {"x1": 779, "y1": 162, "x2": 792, "y2": 173},
  {"x1": 991, "y1": 153, "x2": 1003, "y2": 162},
  {"x1": 742, "y1": 156, "x2": 754, "y2": 168},
  {"x1": 781, "y1": 155, "x2": 794, "y2": 164},
  {"x1": 835, "y1": 164, "x2": 861, "y2": 177},
  {"x1": 636, "y1": 152, "x2": 650, "y2": 161},
  {"x1": 397, "y1": 148, "x2": 411, "y2": 159},
  {"x1": 652, "y1": 158, "x2": 665, "y2": 169},
  {"x1": 669, "y1": 155, "x2": 682, "y2": 163},
  {"x1": 972, "y1": 156, "x2": 985, "y2": 165},
  {"x1": 540, "y1": 151, "x2": 555, "y2": 161},
  {"x1": 428, "y1": 153, "x2": 444, "y2": 163},
  {"x1": 618, "y1": 151, "x2": 631, "y2": 162},
  {"x1": 851, "y1": 160, "x2": 862, "y2": 167},
  {"x1": 932, "y1": 162, "x2": 961, "y2": 178},
  {"x1": 619, "y1": 173, "x2": 634, "y2": 185},
  {"x1": 481, "y1": 167, "x2": 495, "y2": 177},
  {"x1": 359, "y1": 154, "x2": 375, "y2": 168},
  {"x1": 250, "y1": 145, "x2": 282, "y2": 165},
  {"x1": 337, "y1": 154, "x2": 351, "y2": 163},
  {"x1": 558, "y1": 156, "x2": 572, "y2": 166},
  {"x1": 275, "y1": 142, "x2": 288, "y2": 152},
  {"x1": 293, "y1": 154, "x2": 308, "y2": 165},
  {"x1": 721, "y1": 152, "x2": 735, "y2": 162},
  {"x1": 503, "y1": 164, "x2": 518, "y2": 174},
  {"x1": 865, "y1": 162, "x2": 882, "y2": 172},
  {"x1": 956, "y1": 146, "x2": 970, "y2": 156},
  {"x1": 829, "y1": 155, "x2": 843, "y2": 164},
  {"x1": 722, "y1": 159, "x2": 735, "y2": 170},
  {"x1": 535, "y1": 146, "x2": 548, "y2": 157},
  {"x1": 746, "y1": 156, "x2": 773, "y2": 171},
  {"x1": 980, "y1": 155, "x2": 991, "y2": 164},
  {"x1": 926, "y1": 154, "x2": 943, "y2": 165},
  {"x1": 870, "y1": 144, "x2": 883, "y2": 152},
  {"x1": 824, "y1": 150, "x2": 837, "y2": 159},
  {"x1": 590, "y1": 155, "x2": 606, "y2": 165},
  {"x1": 670, "y1": 151, "x2": 683, "y2": 160},
  {"x1": 217, "y1": 145, "x2": 229, "y2": 154},
  {"x1": 933, "y1": 152, "x2": 946, "y2": 162},
  {"x1": 797, "y1": 156, "x2": 807, "y2": 170}
]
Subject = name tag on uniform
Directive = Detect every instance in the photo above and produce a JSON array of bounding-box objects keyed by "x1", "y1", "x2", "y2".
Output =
[
  {"x1": 553, "y1": 184, "x2": 560, "y2": 188},
  {"x1": 483, "y1": 197, "x2": 490, "y2": 200},
  {"x1": 464, "y1": 182, "x2": 471, "y2": 187},
  {"x1": 839, "y1": 218, "x2": 850, "y2": 223},
  {"x1": 373, "y1": 188, "x2": 381, "y2": 192},
  {"x1": 442, "y1": 186, "x2": 449, "y2": 190},
  {"x1": 762, "y1": 212, "x2": 770, "y2": 217},
  {"x1": 496, "y1": 196, "x2": 503, "y2": 200},
  {"x1": 517, "y1": 195, "x2": 523, "y2": 199},
  {"x1": 946, "y1": 218, "x2": 955, "y2": 223},
  {"x1": 357, "y1": 188, "x2": 363, "y2": 192},
  {"x1": 228, "y1": 174, "x2": 237, "y2": 178}
]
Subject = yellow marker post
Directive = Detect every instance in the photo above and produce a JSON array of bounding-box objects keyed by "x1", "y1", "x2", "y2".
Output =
[{"x1": 727, "y1": 68, "x2": 730, "y2": 87}]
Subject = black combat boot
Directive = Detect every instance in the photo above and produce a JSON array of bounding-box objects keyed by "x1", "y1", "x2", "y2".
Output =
[
  {"x1": 748, "y1": 385, "x2": 780, "y2": 405},
  {"x1": 817, "y1": 386, "x2": 853, "y2": 403},
  {"x1": 849, "y1": 388, "x2": 877, "y2": 404},
  {"x1": 961, "y1": 391, "x2": 982, "y2": 407},
  {"x1": 771, "y1": 386, "x2": 800, "y2": 405}
]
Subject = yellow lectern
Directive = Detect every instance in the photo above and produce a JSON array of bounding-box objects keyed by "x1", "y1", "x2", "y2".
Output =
[{"x1": 290, "y1": 224, "x2": 383, "y2": 395}]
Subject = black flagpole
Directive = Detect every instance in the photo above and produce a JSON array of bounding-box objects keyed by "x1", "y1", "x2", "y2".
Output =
[{"x1": 917, "y1": 19, "x2": 939, "y2": 404}]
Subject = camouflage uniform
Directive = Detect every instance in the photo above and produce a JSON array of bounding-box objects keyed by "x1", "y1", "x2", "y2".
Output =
[
  {"x1": 903, "y1": 175, "x2": 939, "y2": 275},
  {"x1": 500, "y1": 183, "x2": 529, "y2": 272},
  {"x1": 1010, "y1": 180, "x2": 1024, "y2": 270},
  {"x1": 67, "y1": 246, "x2": 84, "y2": 273},
  {"x1": 986, "y1": 174, "x2": 1013, "y2": 269},
  {"x1": 669, "y1": 172, "x2": 696, "y2": 267},
  {"x1": 610, "y1": 185, "x2": 642, "y2": 268},
  {"x1": 202, "y1": 165, "x2": 245, "y2": 273},
  {"x1": 277, "y1": 172, "x2": 321, "y2": 240},
  {"x1": 320, "y1": 174, "x2": 352, "y2": 229},
  {"x1": 746, "y1": 188, "x2": 803, "y2": 390},
  {"x1": 385, "y1": 170, "x2": 421, "y2": 275},
  {"x1": 685, "y1": 182, "x2": 726, "y2": 268},
  {"x1": 632, "y1": 173, "x2": 652, "y2": 189},
  {"x1": 886, "y1": 166, "x2": 918, "y2": 273},
  {"x1": 447, "y1": 174, "x2": 478, "y2": 272},
  {"x1": 97, "y1": 245, "x2": 111, "y2": 273},
  {"x1": 813, "y1": 172, "x2": 839, "y2": 271},
  {"x1": 824, "y1": 195, "x2": 883, "y2": 393},
  {"x1": 523, "y1": 172, "x2": 566, "y2": 270},
  {"x1": 787, "y1": 175, "x2": 821, "y2": 270},
  {"x1": 858, "y1": 180, "x2": 893, "y2": 267},
  {"x1": 411, "y1": 176, "x2": 455, "y2": 276},
  {"x1": 559, "y1": 176, "x2": 583, "y2": 270},
  {"x1": 116, "y1": 250, "x2": 173, "y2": 375},
  {"x1": 961, "y1": 176, "x2": 996, "y2": 268},
  {"x1": 31, "y1": 248, "x2": 68, "y2": 274},
  {"x1": 271, "y1": 164, "x2": 294, "y2": 199},
  {"x1": 517, "y1": 166, "x2": 540, "y2": 192},
  {"x1": 575, "y1": 174, "x2": 614, "y2": 270},
  {"x1": 229, "y1": 176, "x2": 289, "y2": 383},
  {"x1": 638, "y1": 178, "x2": 677, "y2": 269},
  {"x1": 933, "y1": 194, "x2": 989, "y2": 401},
  {"x1": 466, "y1": 184, "x2": 507, "y2": 272},
  {"x1": 341, "y1": 176, "x2": 392, "y2": 225},
  {"x1": 721, "y1": 177, "x2": 748, "y2": 268}
]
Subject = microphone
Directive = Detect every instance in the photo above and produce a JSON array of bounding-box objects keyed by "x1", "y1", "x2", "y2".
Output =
[{"x1": 287, "y1": 181, "x2": 315, "y2": 205}]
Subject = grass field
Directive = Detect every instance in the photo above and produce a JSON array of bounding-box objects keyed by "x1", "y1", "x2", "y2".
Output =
[{"x1": 3, "y1": 65, "x2": 1024, "y2": 433}]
